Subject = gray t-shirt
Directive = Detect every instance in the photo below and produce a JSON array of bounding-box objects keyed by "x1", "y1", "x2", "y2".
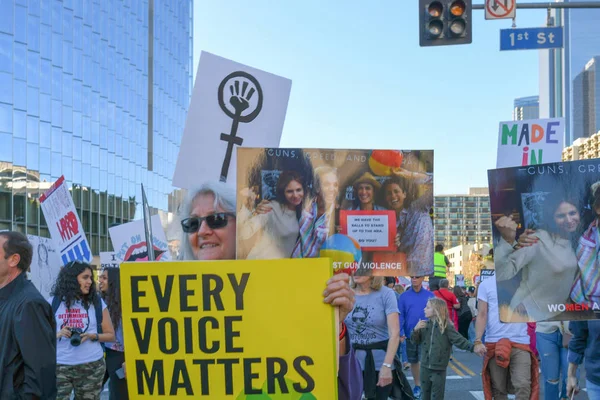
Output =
[{"x1": 345, "y1": 287, "x2": 399, "y2": 371}]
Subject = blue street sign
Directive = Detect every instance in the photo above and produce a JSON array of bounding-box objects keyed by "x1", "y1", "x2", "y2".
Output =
[{"x1": 500, "y1": 27, "x2": 563, "y2": 51}]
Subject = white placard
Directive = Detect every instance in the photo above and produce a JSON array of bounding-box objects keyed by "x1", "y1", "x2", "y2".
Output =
[
  {"x1": 40, "y1": 176, "x2": 92, "y2": 264},
  {"x1": 100, "y1": 252, "x2": 119, "y2": 269},
  {"x1": 27, "y1": 235, "x2": 62, "y2": 299},
  {"x1": 455, "y1": 274, "x2": 465, "y2": 287},
  {"x1": 173, "y1": 51, "x2": 291, "y2": 188},
  {"x1": 347, "y1": 215, "x2": 390, "y2": 248},
  {"x1": 109, "y1": 215, "x2": 172, "y2": 262},
  {"x1": 496, "y1": 118, "x2": 564, "y2": 168},
  {"x1": 480, "y1": 269, "x2": 495, "y2": 281}
]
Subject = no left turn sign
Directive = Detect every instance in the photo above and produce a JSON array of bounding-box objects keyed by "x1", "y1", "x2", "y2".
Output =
[{"x1": 485, "y1": 0, "x2": 516, "y2": 20}]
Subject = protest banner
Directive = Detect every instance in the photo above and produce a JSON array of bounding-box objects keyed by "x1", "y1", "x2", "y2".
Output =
[
  {"x1": 27, "y1": 235, "x2": 62, "y2": 298},
  {"x1": 488, "y1": 159, "x2": 600, "y2": 322},
  {"x1": 236, "y1": 148, "x2": 434, "y2": 277},
  {"x1": 173, "y1": 52, "x2": 291, "y2": 189},
  {"x1": 120, "y1": 258, "x2": 337, "y2": 399},
  {"x1": 479, "y1": 270, "x2": 495, "y2": 282},
  {"x1": 455, "y1": 274, "x2": 465, "y2": 287},
  {"x1": 109, "y1": 215, "x2": 172, "y2": 263},
  {"x1": 40, "y1": 176, "x2": 92, "y2": 265},
  {"x1": 496, "y1": 118, "x2": 564, "y2": 168},
  {"x1": 100, "y1": 252, "x2": 119, "y2": 269}
]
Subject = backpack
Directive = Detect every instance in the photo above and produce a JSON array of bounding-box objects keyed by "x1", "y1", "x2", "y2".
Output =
[
  {"x1": 51, "y1": 296, "x2": 104, "y2": 342},
  {"x1": 457, "y1": 296, "x2": 472, "y2": 318}
]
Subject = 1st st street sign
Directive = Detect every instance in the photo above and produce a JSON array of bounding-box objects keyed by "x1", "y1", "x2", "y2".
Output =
[{"x1": 500, "y1": 27, "x2": 564, "y2": 51}]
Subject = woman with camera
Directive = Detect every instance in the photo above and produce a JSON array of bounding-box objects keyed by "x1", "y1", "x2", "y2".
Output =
[{"x1": 49, "y1": 261, "x2": 115, "y2": 400}]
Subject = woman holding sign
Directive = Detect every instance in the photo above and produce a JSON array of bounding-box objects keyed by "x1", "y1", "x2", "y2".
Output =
[
  {"x1": 238, "y1": 170, "x2": 306, "y2": 259},
  {"x1": 179, "y1": 182, "x2": 363, "y2": 399}
]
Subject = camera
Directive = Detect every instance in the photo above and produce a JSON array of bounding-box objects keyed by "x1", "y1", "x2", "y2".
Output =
[{"x1": 69, "y1": 328, "x2": 84, "y2": 346}]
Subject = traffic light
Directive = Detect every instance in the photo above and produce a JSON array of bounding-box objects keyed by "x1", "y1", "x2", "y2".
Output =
[{"x1": 419, "y1": 0, "x2": 472, "y2": 47}]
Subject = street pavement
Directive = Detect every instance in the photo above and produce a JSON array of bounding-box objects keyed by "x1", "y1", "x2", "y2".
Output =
[
  {"x1": 400, "y1": 348, "x2": 591, "y2": 400},
  {"x1": 100, "y1": 349, "x2": 591, "y2": 399}
]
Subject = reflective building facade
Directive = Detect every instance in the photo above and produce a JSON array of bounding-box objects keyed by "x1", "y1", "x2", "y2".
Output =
[
  {"x1": 513, "y1": 96, "x2": 540, "y2": 121},
  {"x1": 573, "y1": 57, "x2": 600, "y2": 140},
  {"x1": 0, "y1": 0, "x2": 193, "y2": 254}
]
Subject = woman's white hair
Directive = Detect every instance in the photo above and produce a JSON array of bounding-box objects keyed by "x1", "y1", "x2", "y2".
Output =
[{"x1": 178, "y1": 182, "x2": 237, "y2": 261}]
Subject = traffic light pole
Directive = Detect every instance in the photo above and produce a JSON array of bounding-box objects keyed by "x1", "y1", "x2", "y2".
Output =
[{"x1": 473, "y1": 2, "x2": 600, "y2": 9}]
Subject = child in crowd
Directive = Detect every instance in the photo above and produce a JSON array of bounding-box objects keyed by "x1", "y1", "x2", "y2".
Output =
[{"x1": 411, "y1": 298, "x2": 485, "y2": 399}]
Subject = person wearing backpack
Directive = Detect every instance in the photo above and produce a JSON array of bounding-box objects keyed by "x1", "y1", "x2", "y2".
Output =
[
  {"x1": 48, "y1": 261, "x2": 115, "y2": 400},
  {"x1": 454, "y1": 286, "x2": 472, "y2": 340}
]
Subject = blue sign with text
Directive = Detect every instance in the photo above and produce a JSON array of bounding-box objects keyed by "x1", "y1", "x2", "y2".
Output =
[{"x1": 500, "y1": 27, "x2": 563, "y2": 51}]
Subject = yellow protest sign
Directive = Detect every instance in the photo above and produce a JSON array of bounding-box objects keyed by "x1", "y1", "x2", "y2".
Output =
[{"x1": 120, "y1": 259, "x2": 338, "y2": 399}]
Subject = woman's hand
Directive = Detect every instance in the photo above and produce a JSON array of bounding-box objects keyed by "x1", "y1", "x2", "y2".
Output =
[
  {"x1": 57, "y1": 326, "x2": 71, "y2": 339},
  {"x1": 377, "y1": 365, "x2": 393, "y2": 387},
  {"x1": 494, "y1": 216, "x2": 517, "y2": 244},
  {"x1": 254, "y1": 200, "x2": 273, "y2": 215},
  {"x1": 517, "y1": 229, "x2": 538, "y2": 248},
  {"x1": 414, "y1": 320, "x2": 427, "y2": 331},
  {"x1": 80, "y1": 333, "x2": 97, "y2": 344},
  {"x1": 323, "y1": 273, "x2": 355, "y2": 322}
]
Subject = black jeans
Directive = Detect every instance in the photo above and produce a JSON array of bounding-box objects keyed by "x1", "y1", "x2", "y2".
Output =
[{"x1": 105, "y1": 348, "x2": 128, "y2": 399}]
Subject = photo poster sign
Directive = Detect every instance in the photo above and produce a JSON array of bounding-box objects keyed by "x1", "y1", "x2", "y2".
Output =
[
  {"x1": 109, "y1": 215, "x2": 172, "y2": 263},
  {"x1": 120, "y1": 258, "x2": 337, "y2": 399},
  {"x1": 40, "y1": 176, "x2": 93, "y2": 265},
  {"x1": 488, "y1": 159, "x2": 600, "y2": 322},
  {"x1": 455, "y1": 274, "x2": 465, "y2": 288},
  {"x1": 172, "y1": 51, "x2": 292, "y2": 190},
  {"x1": 496, "y1": 117, "x2": 564, "y2": 169},
  {"x1": 236, "y1": 148, "x2": 434, "y2": 277},
  {"x1": 27, "y1": 235, "x2": 62, "y2": 299}
]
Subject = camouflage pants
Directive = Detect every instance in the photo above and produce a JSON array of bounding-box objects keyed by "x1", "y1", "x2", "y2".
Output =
[{"x1": 56, "y1": 358, "x2": 106, "y2": 400}]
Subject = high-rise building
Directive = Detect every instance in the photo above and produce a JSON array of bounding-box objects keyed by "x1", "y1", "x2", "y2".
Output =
[
  {"x1": 434, "y1": 187, "x2": 492, "y2": 250},
  {"x1": 0, "y1": 1, "x2": 193, "y2": 255},
  {"x1": 513, "y1": 96, "x2": 540, "y2": 121},
  {"x1": 539, "y1": 0, "x2": 600, "y2": 145},
  {"x1": 573, "y1": 56, "x2": 600, "y2": 140}
]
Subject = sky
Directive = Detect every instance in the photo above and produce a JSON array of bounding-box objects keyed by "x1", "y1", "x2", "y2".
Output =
[{"x1": 192, "y1": 1, "x2": 549, "y2": 195}]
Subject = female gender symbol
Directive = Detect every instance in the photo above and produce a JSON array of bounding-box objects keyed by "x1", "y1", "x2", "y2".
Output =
[{"x1": 217, "y1": 71, "x2": 263, "y2": 182}]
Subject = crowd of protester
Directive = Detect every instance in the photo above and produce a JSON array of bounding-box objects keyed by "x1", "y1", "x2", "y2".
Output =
[{"x1": 1, "y1": 197, "x2": 599, "y2": 400}]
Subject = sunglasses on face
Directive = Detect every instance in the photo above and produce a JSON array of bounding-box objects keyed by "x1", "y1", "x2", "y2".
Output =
[{"x1": 181, "y1": 212, "x2": 236, "y2": 233}]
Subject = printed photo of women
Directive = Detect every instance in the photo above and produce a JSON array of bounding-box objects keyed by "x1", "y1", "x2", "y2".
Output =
[
  {"x1": 570, "y1": 181, "x2": 600, "y2": 309},
  {"x1": 236, "y1": 148, "x2": 434, "y2": 277},
  {"x1": 381, "y1": 176, "x2": 434, "y2": 277},
  {"x1": 238, "y1": 170, "x2": 306, "y2": 259},
  {"x1": 488, "y1": 159, "x2": 600, "y2": 322},
  {"x1": 291, "y1": 166, "x2": 340, "y2": 258},
  {"x1": 494, "y1": 193, "x2": 582, "y2": 321}
]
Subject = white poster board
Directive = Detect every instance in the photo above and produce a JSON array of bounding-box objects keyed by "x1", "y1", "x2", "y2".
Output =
[
  {"x1": 100, "y1": 252, "x2": 119, "y2": 269},
  {"x1": 108, "y1": 215, "x2": 172, "y2": 262},
  {"x1": 455, "y1": 274, "x2": 465, "y2": 287},
  {"x1": 496, "y1": 118, "x2": 564, "y2": 168},
  {"x1": 27, "y1": 235, "x2": 62, "y2": 299},
  {"x1": 173, "y1": 51, "x2": 291, "y2": 188},
  {"x1": 40, "y1": 176, "x2": 92, "y2": 265}
]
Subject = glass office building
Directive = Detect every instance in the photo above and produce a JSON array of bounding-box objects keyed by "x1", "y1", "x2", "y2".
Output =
[
  {"x1": 513, "y1": 96, "x2": 540, "y2": 121},
  {"x1": 0, "y1": 0, "x2": 193, "y2": 254}
]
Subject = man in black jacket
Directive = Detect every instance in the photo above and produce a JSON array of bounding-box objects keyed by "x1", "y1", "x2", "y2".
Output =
[{"x1": 0, "y1": 231, "x2": 57, "y2": 399}]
